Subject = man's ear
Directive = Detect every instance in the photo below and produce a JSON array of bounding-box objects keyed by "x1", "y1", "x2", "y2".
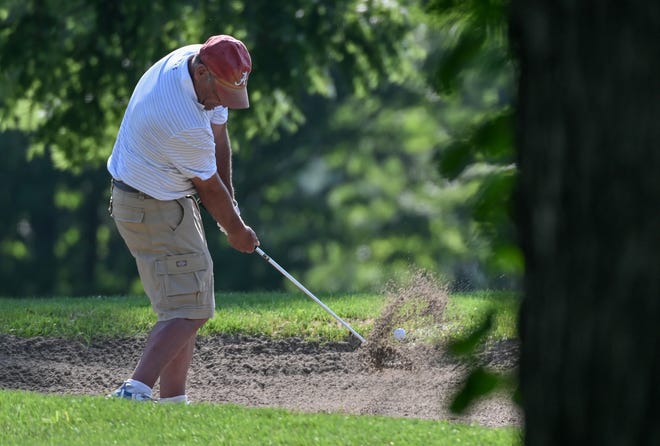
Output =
[
  {"x1": 194, "y1": 62, "x2": 208, "y2": 79},
  {"x1": 200, "y1": 64, "x2": 216, "y2": 83}
]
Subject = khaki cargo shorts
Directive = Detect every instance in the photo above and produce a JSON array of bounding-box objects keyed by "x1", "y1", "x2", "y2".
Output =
[{"x1": 109, "y1": 185, "x2": 214, "y2": 321}]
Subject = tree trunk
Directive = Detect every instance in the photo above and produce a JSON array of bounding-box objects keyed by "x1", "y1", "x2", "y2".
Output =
[{"x1": 511, "y1": 1, "x2": 660, "y2": 444}]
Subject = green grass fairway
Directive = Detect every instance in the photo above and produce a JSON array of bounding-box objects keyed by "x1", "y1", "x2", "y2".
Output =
[{"x1": 1, "y1": 390, "x2": 520, "y2": 446}]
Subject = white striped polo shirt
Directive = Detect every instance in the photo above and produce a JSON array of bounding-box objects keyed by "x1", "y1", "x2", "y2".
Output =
[{"x1": 107, "y1": 44, "x2": 229, "y2": 200}]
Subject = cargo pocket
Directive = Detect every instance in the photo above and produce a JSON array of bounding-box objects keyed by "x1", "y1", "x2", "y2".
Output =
[{"x1": 155, "y1": 253, "x2": 208, "y2": 304}]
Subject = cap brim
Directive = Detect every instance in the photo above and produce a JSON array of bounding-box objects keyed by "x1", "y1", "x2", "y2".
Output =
[{"x1": 217, "y1": 84, "x2": 249, "y2": 109}]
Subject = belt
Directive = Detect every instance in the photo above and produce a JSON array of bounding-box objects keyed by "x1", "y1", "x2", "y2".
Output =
[{"x1": 111, "y1": 179, "x2": 154, "y2": 199}]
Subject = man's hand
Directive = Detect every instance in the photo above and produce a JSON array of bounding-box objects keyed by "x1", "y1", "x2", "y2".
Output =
[{"x1": 227, "y1": 225, "x2": 259, "y2": 253}]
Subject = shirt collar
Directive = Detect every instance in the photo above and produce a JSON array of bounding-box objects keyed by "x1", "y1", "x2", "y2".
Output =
[{"x1": 179, "y1": 55, "x2": 205, "y2": 111}]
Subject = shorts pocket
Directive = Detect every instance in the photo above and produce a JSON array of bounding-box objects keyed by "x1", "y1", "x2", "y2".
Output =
[
  {"x1": 160, "y1": 199, "x2": 185, "y2": 232},
  {"x1": 155, "y1": 253, "x2": 208, "y2": 297}
]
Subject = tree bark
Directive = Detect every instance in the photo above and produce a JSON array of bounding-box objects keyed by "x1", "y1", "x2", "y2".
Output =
[{"x1": 511, "y1": 1, "x2": 660, "y2": 444}]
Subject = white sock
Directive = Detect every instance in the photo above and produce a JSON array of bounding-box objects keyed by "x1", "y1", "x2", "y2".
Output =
[
  {"x1": 126, "y1": 379, "x2": 152, "y2": 395},
  {"x1": 158, "y1": 395, "x2": 189, "y2": 404}
]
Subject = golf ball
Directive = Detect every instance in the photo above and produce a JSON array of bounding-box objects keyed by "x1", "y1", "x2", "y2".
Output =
[{"x1": 393, "y1": 328, "x2": 406, "y2": 341}]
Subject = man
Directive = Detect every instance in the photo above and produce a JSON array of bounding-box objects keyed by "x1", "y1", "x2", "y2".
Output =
[{"x1": 107, "y1": 35, "x2": 260, "y2": 403}]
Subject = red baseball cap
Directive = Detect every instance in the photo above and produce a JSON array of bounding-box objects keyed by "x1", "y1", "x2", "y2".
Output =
[{"x1": 199, "y1": 35, "x2": 252, "y2": 109}]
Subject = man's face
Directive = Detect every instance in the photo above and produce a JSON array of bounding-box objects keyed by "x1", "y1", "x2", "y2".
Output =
[{"x1": 197, "y1": 70, "x2": 225, "y2": 110}]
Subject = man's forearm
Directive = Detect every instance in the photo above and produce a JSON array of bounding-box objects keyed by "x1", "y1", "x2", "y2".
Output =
[
  {"x1": 192, "y1": 174, "x2": 243, "y2": 234},
  {"x1": 192, "y1": 173, "x2": 259, "y2": 253}
]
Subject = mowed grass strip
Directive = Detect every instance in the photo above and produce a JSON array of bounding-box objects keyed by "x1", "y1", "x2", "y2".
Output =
[
  {"x1": 0, "y1": 390, "x2": 521, "y2": 446},
  {"x1": 0, "y1": 293, "x2": 383, "y2": 343},
  {"x1": 204, "y1": 292, "x2": 383, "y2": 342},
  {"x1": 0, "y1": 291, "x2": 517, "y2": 343},
  {"x1": 440, "y1": 291, "x2": 519, "y2": 341}
]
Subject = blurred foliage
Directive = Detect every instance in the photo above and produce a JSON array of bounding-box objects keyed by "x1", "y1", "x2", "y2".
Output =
[
  {"x1": 0, "y1": 0, "x2": 518, "y2": 296},
  {"x1": 425, "y1": 0, "x2": 520, "y2": 285},
  {"x1": 0, "y1": 0, "x2": 412, "y2": 168},
  {"x1": 422, "y1": 0, "x2": 521, "y2": 416}
]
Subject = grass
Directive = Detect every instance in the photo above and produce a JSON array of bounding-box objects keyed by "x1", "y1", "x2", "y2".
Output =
[
  {"x1": 205, "y1": 292, "x2": 384, "y2": 342},
  {"x1": 0, "y1": 390, "x2": 521, "y2": 446},
  {"x1": 441, "y1": 290, "x2": 519, "y2": 341},
  {"x1": 0, "y1": 295, "x2": 156, "y2": 342},
  {"x1": 0, "y1": 291, "x2": 517, "y2": 343},
  {"x1": 0, "y1": 290, "x2": 521, "y2": 445}
]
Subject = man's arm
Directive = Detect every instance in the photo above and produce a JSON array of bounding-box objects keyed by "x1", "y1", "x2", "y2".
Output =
[
  {"x1": 211, "y1": 122, "x2": 234, "y2": 200},
  {"x1": 191, "y1": 173, "x2": 258, "y2": 253}
]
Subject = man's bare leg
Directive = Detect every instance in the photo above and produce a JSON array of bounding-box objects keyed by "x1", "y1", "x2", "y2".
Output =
[
  {"x1": 131, "y1": 318, "x2": 207, "y2": 390},
  {"x1": 159, "y1": 335, "x2": 197, "y2": 398}
]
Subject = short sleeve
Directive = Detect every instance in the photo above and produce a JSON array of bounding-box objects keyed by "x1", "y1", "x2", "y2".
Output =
[{"x1": 211, "y1": 106, "x2": 228, "y2": 125}]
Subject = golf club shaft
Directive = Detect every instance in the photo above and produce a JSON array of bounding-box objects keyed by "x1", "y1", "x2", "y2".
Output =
[{"x1": 255, "y1": 247, "x2": 366, "y2": 344}]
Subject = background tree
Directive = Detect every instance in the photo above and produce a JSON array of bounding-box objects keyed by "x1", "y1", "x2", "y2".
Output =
[
  {"x1": 426, "y1": 0, "x2": 519, "y2": 286},
  {"x1": 1, "y1": 0, "x2": 518, "y2": 296},
  {"x1": 0, "y1": 0, "x2": 417, "y2": 295},
  {"x1": 511, "y1": 1, "x2": 660, "y2": 444}
]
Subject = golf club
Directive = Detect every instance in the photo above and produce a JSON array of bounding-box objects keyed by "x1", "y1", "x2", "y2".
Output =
[{"x1": 255, "y1": 247, "x2": 366, "y2": 344}]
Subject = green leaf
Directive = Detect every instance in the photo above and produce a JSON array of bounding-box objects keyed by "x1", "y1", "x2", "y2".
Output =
[
  {"x1": 491, "y1": 243, "x2": 523, "y2": 273},
  {"x1": 472, "y1": 169, "x2": 516, "y2": 225},
  {"x1": 434, "y1": 29, "x2": 486, "y2": 94},
  {"x1": 450, "y1": 366, "x2": 501, "y2": 413},
  {"x1": 471, "y1": 110, "x2": 514, "y2": 161},
  {"x1": 436, "y1": 140, "x2": 474, "y2": 180},
  {"x1": 448, "y1": 309, "x2": 494, "y2": 356}
]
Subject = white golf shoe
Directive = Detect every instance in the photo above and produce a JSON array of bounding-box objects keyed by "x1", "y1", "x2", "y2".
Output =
[
  {"x1": 158, "y1": 395, "x2": 189, "y2": 404},
  {"x1": 108, "y1": 381, "x2": 153, "y2": 401}
]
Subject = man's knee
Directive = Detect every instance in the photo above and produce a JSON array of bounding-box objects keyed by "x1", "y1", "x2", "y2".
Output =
[{"x1": 186, "y1": 317, "x2": 208, "y2": 330}]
